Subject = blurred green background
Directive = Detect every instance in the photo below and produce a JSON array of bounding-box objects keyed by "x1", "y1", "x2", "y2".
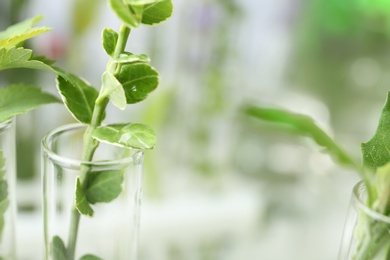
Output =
[{"x1": 1, "y1": 0, "x2": 390, "y2": 259}]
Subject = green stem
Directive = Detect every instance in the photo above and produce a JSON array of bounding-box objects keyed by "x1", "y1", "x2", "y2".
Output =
[
  {"x1": 65, "y1": 109, "x2": 102, "y2": 259},
  {"x1": 66, "y1": 208, "x2": 81, "y2": 259},
  {"x1": 65, "y1": 23, "x2": 131, "y2": 260},
  {"x1": 352, "y1": 210, "x2": 390, "y2": 260}
]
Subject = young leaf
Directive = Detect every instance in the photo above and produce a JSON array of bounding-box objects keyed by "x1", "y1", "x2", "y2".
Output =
[
  {"x1": 102, "y1": 28, "x2": 118, "y2": 56},
  {"x1": 115, "y1": 53, "x2": 150, "y2": 64},
  {"x1": 109, "y1": 0, "x2": 143, "y2": 28},
  {"x1": 92, "y1": 123, "x2": 156, "y2": 149},
  {"x1": 116, "y1": 63, "x2": 159, "y2": 104},
  {"x1": 123, "y1": 0, "x2": 162, "y2": 5},
  {"x1": 142, "y1": 0, "x2": 173, "y2": 26},
  {"x1": 362, "y1": 92, "x2": 390, "y2": 170},
  {"x1": 101, "y1": 71, "x2": 126, "y2": 110},
  {"x1": 244, "y1": 105, "x2": 360, "y2": 170},
  {"x1": 0, "y1": 47, "x2": 53, "y2": 71},
  {"x1": 0, "y1": 85, "x2": 60, "y2": 123},
  {"x1": 55, "y1": 69, "x2": 99, "y2": 124},
  {"x1": 50, "y1": 236, "x2": 67, "y2": 260},
  {"x1": 79, "y1": 254, "x2": 103, "y2": 260},
  {"x1": 75, "y1": 177, "x2": 94, "y2": 217},
  {"x1": 85, "y1": 170, "x2": 124, "y2": 204},
  {"x1": 0, "y1": 27, "x2": 51, "y2": 49}
]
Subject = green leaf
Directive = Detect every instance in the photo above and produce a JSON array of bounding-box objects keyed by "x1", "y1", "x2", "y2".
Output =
[
  {"x1": 75, "y1": 177, "x2": 94, "y2": 217},
  {"x1": 101, "y1": 71, "x2": 126, "y2": 110},
  {"x1": 0, "y1": 16, "x2": 42, "y2": 39},
  {"x1": 85, "y1": 170, "x2": 124, "y2": 204},
  {"x1": 116, "y1": 63, "x2": 159, "y2": 104},
  {"x1": 55, "y1": 68, "x2": 99, "y2": 124},
  {"x1": 79, "y1": 254, "x2": 103, "y2": 260},
  {"x1": 0, "y1": 47, "x2": 53, "y2": 71},
  {"x1": 115, "y1": 53, "x2": 150, "y2": 64},
  {"x1": 0, "y1": 27, "x2": 51, "y2": 49},
  {"x1": 142, "y1": 0, "x2": 173, "y2": 25},
  {"x1": 362, "y1": 92, "x2": 390, "y2": 170},
  {"x1": 102, "y1": 28, "x2": 118, "y2": 56},
  {"x1": 109, "y1": 0, "x2": 143, "y2": 28},
  {"x1": 92, "y1": 123, "x2": 156, "y2": 149},
  {"x1": 0, "y1": 15, "x2": 50, "y2": 48},
  {"x1": 244, "y1": 105, "x2": 359, "y2": 170},
  {"x1": 0, "y1": 85, "x2": 60, "y2": 123},
  {"x1": 50, "y1": 236, "x2": 67, "y2": 260}
]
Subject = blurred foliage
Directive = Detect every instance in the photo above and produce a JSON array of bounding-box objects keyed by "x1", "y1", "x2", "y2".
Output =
[
  {"x1": 290, "y1": 0, "x2": 390, "y2": 133},
  {"x1": 0, "y1": 0, "x2": 102, "y2": 181},
  {"x1": 0, "y1": 0, "x2": 41, "y2": 181},
  {"x1": 70, "y1": 0, "x2": 101, "y2": 37},
  {"x1": 0, "y1": 0, "x2": 39, "y2": 87},
  {"x1": 141, "y1": 0, "x2": 244, "y2": 193},
  {"x1": 189, "y1": 0, "x2": 242, "y2": 178},
  {"x1": 7, "y1": 0, "x2": 29, "y2": 24}
]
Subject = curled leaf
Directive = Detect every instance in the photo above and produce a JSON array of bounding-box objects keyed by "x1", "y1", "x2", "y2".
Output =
[
  {"x1": 102, "y1": 28, "x2": 118, "y2": 56},
  {"x1": 142, "y1": 0, "x2": 173, "y2": 25},
  {"x1": 101, "y1": 71, "x2": 126, "y2": 110},
  {"x1": 75, "y1": 177, "x2": 94, "y2": 217}
]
